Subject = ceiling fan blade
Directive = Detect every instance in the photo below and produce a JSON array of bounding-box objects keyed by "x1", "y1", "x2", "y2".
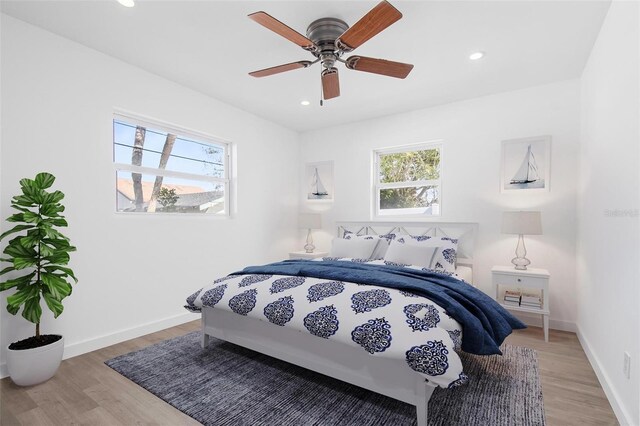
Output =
[
  {"x1": 345, "y1": 56, "x2": 413, "y2": 79},
  {"x1": 336, "y1": 1, "x2": 402, "y2": 51},
  {"x1": 322, "y1": 68, "x2": 340, "y2": 100},
  {"x1": 249, "y1": 61, "x2": 313, "y2": 78},
  {"x1": 248, "y1": 12, "x2": 316, "y2": 51}
]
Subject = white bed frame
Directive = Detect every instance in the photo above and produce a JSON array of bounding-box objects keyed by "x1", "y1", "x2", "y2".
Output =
[{"x1": 201, "y1": 221, "x2": 478, "y2": 425}]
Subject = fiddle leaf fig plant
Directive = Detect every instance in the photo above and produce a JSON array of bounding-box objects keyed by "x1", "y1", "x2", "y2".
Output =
[{"x1": 0, "y1": 172, "x2": 77, "y2": 338}]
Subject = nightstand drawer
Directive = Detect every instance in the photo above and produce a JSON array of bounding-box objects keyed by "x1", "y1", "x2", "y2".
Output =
[{"x1": 493, "y1": 273, "x2": 547, "y2": 289}]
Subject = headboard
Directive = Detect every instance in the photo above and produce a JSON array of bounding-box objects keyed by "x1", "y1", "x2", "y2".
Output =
[{"x1": 335, "y1": 221, "x2": 478, "y2": 269}]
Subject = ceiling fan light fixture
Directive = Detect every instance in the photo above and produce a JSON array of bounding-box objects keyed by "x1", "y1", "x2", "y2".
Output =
[
  {"x1": 117, "y1": 0, "x2": 135, "y2": 7},
  {"x1": 469, "y1": 51, "x2": 485, "y2": 61}
]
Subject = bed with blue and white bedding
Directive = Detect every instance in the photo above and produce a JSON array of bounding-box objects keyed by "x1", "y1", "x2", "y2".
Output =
[{"x1": 185, "y1": 257, "x2": 525, "y2": 389}]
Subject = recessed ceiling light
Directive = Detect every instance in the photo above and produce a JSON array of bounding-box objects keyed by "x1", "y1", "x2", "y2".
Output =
[
  {"x1": 117, "y1": 0, "x2": 135, "y2": 7},
  {"x1": 469, "y1": 51, "x2": 485, "y2": 61},
  {"x1": 300, "y1": 100, "x2": 310, "y2": 106}
]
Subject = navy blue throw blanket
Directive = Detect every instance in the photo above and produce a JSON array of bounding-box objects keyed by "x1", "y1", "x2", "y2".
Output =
[{"x1": 235, "y1": 260, "x2": 525, "y2": 356}]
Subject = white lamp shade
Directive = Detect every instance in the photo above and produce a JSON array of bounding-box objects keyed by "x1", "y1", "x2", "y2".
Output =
[
  {"x1": 501, "y1": 211, "x2": 542, "y2": 235},
  {"x1": 299, "y1": 213, "x2": 321, "y2": 229}
]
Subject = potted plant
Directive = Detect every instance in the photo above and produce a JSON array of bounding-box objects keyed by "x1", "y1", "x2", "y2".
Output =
[{"x1": 0, "y1": 172, "x2": 77, "y2": 386}]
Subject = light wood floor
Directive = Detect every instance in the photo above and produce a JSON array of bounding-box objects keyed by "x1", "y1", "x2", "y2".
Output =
[{"x1": 1, "y1": 322, "x2": 618, "y2": 426}]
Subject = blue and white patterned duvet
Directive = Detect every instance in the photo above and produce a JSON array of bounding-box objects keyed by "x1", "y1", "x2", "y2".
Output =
[{"x1": 186, "y1": 258, "x2": 469, "y2": 388}]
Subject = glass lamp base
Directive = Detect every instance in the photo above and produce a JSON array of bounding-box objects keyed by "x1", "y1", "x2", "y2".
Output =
[
  {"x1": 511, "y1": 256, "x2": 531, "y2": 270},
  {"x1": 304, "y1": 228, "x2": 315, "y2": 253}
]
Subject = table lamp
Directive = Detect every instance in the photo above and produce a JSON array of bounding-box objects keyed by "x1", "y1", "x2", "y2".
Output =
[
  {"x1": 299, "y1": 214, "x2": 321, "y2": 253},
  {"x1": 501, "y1": 211, "x2": 542, "y2": 270}
]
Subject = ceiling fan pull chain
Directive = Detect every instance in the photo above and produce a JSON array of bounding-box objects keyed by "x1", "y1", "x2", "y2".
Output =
[{"x1": 319, "y1": 66, "x2": 324, "y2": 106}]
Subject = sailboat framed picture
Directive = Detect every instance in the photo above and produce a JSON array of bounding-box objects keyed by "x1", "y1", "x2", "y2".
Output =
[
  {"x1": 501, "y1": 136, "x2": 551, "y2": 193},
  {"x1": 306, "y1": 161, "x2": 334, "y2": 201}
]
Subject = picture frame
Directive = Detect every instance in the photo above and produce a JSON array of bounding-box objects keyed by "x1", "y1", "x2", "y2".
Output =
[
  {"x1": 501, "y1": 136, "x2": 551, "y2": 193},
  {"x1": 305, "y1": 161, "x2": 334, "y2": 202}
]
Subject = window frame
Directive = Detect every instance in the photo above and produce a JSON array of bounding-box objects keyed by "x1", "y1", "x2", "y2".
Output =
[
  {"x1": 112, "y1": 110, "x2": 231, "y2": 216},
  {"x1": 372, "y1": 140, "x2": 443, "y2": 219}
]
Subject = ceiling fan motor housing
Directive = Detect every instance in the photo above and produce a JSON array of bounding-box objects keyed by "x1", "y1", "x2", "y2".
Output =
[{"x1": 306, "y1": 18, "x2": 349, "y2": 70}]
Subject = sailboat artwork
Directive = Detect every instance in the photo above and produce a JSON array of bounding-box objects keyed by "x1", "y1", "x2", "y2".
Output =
[
  {"x1": 502, "y1": 136, "x2": 550, "y2": 192},
  {"x1": 510, "y1": 144, "x2": 541, "y2": 185},
  {"x1": 310, "y1": 168, "x2": 328, "y2": 197},
  {"x1": 306, "y1": 162, "x2": 334, "y2": 200}
]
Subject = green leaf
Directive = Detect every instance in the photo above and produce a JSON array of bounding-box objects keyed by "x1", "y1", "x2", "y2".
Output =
[
  {"x1": 3, "y1": 240, "x2": 36, "y2": 257},
  {"x1": 43, "y1": 292, "x2": 64, "y2": 318},
  {"x1": 0, "y1": 266, "x2": 16, "y2": 276},
  {"x1": 13, "y1": 257, "x2": 36, "y2": 270},
  {"x1": 6, "y1": 303, "x2": 19, "y2": 315},
  {"x1": 8, "y1": 204, "x2": 31, "y2": 213},
  {"x1": 11, "y1": 195, "x2": 36, "y2": 207},
  {"x1": 44, "y1": 191, "x2": 64, "y2": 205},
  {"x1": 0, "y1": 224, "x2": 34, "y2": 241},
  {"x1": 6, "y1": 213, "x2": 25, "y2": 223},
  {"x1": 41, "y1": 272, "x2": 72, "y2": 299},
  {"x1": 0, "y1": 273, "x2": 35, "y2": 291},
  {"x1": 19, "y1": 234, "x2": 41, "y2": 249},
  {"x1": 34, "y1": 172, "x2": 56, "y2": 189},
  {"x1": 43, "y1": 265, "x2": 77, "y2": 283},
  {"x1": 42, "y1": 227, "x2": 63, "y2": 239},
  {"x1": 22, "y1": 211, "x2": 40, "y2": 223},
  {"x1": 49, "y1": 218, "x2": 68, "y2": 227},
  {"x1": 41, "y1": 238, "x2": 70, "y2": 249},
  {"x1": 40, "y1": 203, "x2": 64, "y2": 217},
  {"x1": 3, "y1": 240, "x2": 36, "y2": 258},
  {"x1": 6, "y1": 284, "x2": 39, "y2": 308},
  {"x1": 44, "y1": 252, "x2": 70, "y2": 265},
  {"x1": 22, "y1": 296, "x2": 42, "y2": 324},
  {"x1": 19, "y1": 178, "x2": 35, "y2": 190},
  {"x1": 20, "y1": 179, "x2": 45, "y2": 204}
]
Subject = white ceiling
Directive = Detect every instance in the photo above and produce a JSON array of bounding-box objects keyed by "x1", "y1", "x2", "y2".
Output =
[{"x1": 1, "y1": 1, "x2": 610, "y2": 132}]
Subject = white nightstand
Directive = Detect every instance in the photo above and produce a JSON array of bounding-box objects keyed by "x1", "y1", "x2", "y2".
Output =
[
  {"x1": 491, "y1": 266, "x2": 551, "y2": 342},
  {"x1": 289, "y1": 251, "x2": 328, "y2": 260}
]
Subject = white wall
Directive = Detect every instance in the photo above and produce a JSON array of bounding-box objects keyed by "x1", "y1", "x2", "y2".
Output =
[
  {"x1": 300, "y1": 79, "x2": 581, "y2": 331},
  {"x1": 0, "y1": 15, "x2": 299, "y2": 372},
  {"x1": 577, "y1": 1, "x2": 640, "y2": 424}
]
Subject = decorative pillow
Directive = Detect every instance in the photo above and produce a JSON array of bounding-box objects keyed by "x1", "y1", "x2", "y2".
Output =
[
  {"x1": 342, "y1": 230, "x2": 397, "y2": 259},
  {"x1": 330, "y1": 237, "x2": 379, "y2": 259},
  {"x1": 383, "y1": 240, "x2": 438, "y2": 269},
  {"x1": 394, "y1": 236, "x2": 459, "y2": 273}
]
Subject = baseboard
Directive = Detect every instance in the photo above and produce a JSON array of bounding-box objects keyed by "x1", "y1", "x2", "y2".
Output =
[
  {"x1": 0, "y1": 312, "x2": 196, "y2": 379},
  {"x1": 576, "y1": 324, "x2": 634, "y2": 426},
  {"x1": 513, "y1": 312, "x2": 577, "y2": 332}
]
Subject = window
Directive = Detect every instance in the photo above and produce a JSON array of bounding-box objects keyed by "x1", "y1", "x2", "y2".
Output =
[
  {"x1": 113, "y1": 113, "x2": 230, "y2": 215},
  {"x1": 373, "y1": 142, "x2": 441, "y2": 217}
]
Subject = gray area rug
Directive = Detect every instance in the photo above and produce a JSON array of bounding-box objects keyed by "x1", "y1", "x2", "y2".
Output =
[{"x1": 106, "y1": 332, "x2": 545, "y2": 426}]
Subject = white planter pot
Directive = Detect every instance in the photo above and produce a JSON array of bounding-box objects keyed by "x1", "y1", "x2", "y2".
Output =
[{"x1": 6, "y1": 335, "x2": 64, "y2": 386}]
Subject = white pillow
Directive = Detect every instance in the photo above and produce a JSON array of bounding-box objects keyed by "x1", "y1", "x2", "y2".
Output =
[
  {"x1": 342, "y1": 231, "x2": 395, "y2": 259},
  {"x1": 383, "y1": 240, "x2": 438, "y2": 269},
  {"x1": 331, "y1": 238, "x2": 379, "y2": 259},
  {"x1": 395, "y1": 236, "x2": 459, "y2": 273}
]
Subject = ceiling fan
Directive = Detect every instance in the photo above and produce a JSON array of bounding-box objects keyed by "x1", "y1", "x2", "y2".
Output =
[{"x1": 248, "y1": 1, "x2": 414, "y2": 101}]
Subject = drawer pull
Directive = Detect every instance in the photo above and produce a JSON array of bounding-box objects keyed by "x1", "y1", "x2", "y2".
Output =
[{"x1": 517, "y1": 278, "x2": 521, "y2": 282}]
